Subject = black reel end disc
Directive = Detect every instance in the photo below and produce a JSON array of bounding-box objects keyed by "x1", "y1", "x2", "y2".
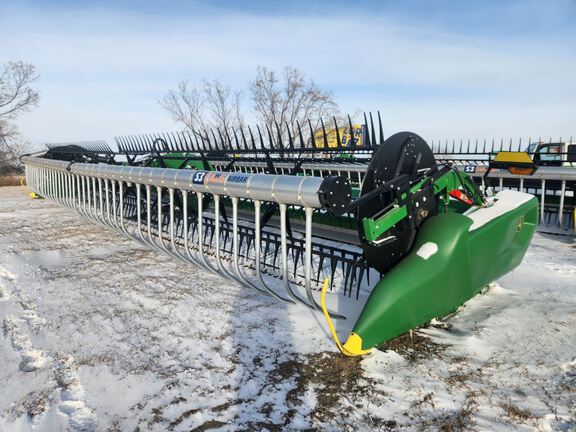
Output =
[{"x1": 357, "y1": 132, "x2": 437, "y2": 274}]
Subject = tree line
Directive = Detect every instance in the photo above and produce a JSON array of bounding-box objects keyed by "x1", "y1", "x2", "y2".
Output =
[{"x1": 159, "y1": 66, "x2": 341, "y2": 142}]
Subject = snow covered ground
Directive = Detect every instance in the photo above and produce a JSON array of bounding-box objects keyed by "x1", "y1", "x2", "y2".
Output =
[{"x1": 0, "y1": 185, "x2": 574, "y2": 431}]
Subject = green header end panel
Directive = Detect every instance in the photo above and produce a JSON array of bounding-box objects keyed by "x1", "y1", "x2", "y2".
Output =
[{"x1": 349, "y1": 194, "x2": 538, "y2": 351}]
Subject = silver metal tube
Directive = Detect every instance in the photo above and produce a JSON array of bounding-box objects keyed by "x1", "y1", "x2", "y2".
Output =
[
  {"x1": 212, "y1": 195, "x2": 245, "y2": 285},
  {"x1": 540, "y1": 179, "x2": 546, "y2": 225},
  {"x1": 304, "y1": 207, "x2": 345, "y2": 318},
  {"x1": 252, "y1": 200, "x2": 293, "y2": 302},
  {"x1": 196, "y1": 192, "x2": 219, "y2": 273},
  {"x1": 230, "y1": 197, "x2": 268, "y2": 295},
  {"x1": 179, "y1": 191, "x2": 210, "y2": 270},
  {"x1": 279, "y1": 204, "x2": 315, "y2": 308},
  {"x1": 559, "y1": 180, "x2": 566, "y2": 227}
]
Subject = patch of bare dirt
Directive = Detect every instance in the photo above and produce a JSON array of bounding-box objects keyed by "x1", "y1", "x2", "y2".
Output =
[{"x1": 378, "y1": 331, "x2": 446, "y2": 362}]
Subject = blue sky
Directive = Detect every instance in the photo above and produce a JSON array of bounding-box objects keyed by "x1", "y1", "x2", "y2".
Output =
[{"x1": 1, "y1": 0, "x2": 575, "y2": 148}]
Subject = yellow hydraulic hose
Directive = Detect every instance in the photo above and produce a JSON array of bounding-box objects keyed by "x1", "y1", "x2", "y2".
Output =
[
  {"x1": 320, "y1": 277, "x2": 372, "y2": 356},
  {"x1": 320, "y1": 277, "x2": 349, "y2": 355}
]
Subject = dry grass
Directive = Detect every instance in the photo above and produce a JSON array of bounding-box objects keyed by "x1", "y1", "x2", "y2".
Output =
[
  {"x1": 0, "y1": 175, "x2": 25, "y2": 187},
  {"x1": 501, "y1": 402, "x2": 536, "y2": 423}
]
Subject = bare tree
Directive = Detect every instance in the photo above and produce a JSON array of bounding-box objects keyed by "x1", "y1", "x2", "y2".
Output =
[
  {"x1": 0, "y1": 61, "x2": 39, "y2": 169},
  {"x1": 0, "y1": 120, "x2": 29, "y2": 170},
  {"x1": 159, "y1": 80, "x2": 206, "y2": 131},
  {"x1": 160, "y1": 79, "x2": 244, "y2": 137},
  {"x1": 160, "y1": 66, "x2": 340, "y2": 147},
  {"x1": 203, "y1": 79, "x2": 244, "y2": 132},
  {"x1": 250, "y1": 66, "x2": 339, "y2": 138}
]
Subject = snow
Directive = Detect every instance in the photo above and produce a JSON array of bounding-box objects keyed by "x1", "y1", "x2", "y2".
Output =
[
  {"x1": 416, "y1": 242, "x2": 438, "y2": 260},
  {"x1": 0, "y1": 185, "x2": 575, "y2": 431},
  {"x1": 467, "y1": 189, "x2": 535, "y2": 231}
]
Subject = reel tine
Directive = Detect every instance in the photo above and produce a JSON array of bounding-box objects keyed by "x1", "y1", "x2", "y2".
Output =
[
  {"x1": 240, "y1": 126, "x2": 249, "y2": 151},
  {"x1": 275, "y1": 121, "x2": 284, "y2": 150},
  {"x1": 187, "y1": 130, "x2": 197, "y2": 152},
  {"x1": 129, "y1": 136, "x2": 138, "y2": 153},
  {"x1": 266, "y1": 124, "x2": 275, "y2": 150},
  {"x1": 348, "y1": 115, "x2": 356, "y2": 149},
  {"x1": 286, "y1": 122, "x2": 294, "y2": 150},
  {"x1": 333, "y1": 117, "x2": 341, "y2": 150},
  {"x1": 256, "y1": 125, "x2": 265, "y2": 150},
  {"x1": 190, "y1": 130, "x2": 200, "y2": 152},
  {"x1": 308, "y1": 119, "x2": 317, "y2": 149},
  {"x1": 200, "y1": 130, "x2": 210, "y2": 152},
  {"x1": 163, "y1": 132, "x2": 173, "y2": 151},
  {"x1": 213, "y1": 129, "x2": 222, "y2": 151},
  {"x1": 330, "y1": 256, "x2": 337, "y2": 291},
  {"x1": 320, "y1": 118, "x2": 328, "y2": 149},
  {"x1": 303, "y1": 207, "x2": 345, "y2": 317},
  {"x1": 378, "y1": 111, "x2": 384, "y2": 143},
  {"x1": 247, "y1": 125, "x2": 257, "y2": 150},
  {"x1": 296, "y1": 120, "x2": 305, "y2": 149},
  {"x1": 115, "y1": 137, "x2": 124, "y2": 153},
  {"x1": 356, "y1": 264, "x2": 365, "y2": 300},
  {"x1": 369, "y1": 112, "x2": 376, "y2": 146},
  {"x1": 172, "y1": 132, "x2": 183, "y2": 152},
  {"x1": 316, "y1": 253, "x2": 325, "y2": 286},
  {"x1": 231, "y1": 127, "x2": 241, "y2": 151},
  {"x1": 180, "y1": 131, "x2": 189, "y2": 152},
  {"x1": 121, "y1": 136, "x2": 130, "y2": 153},
  {"x1": 135, "y1": 135, "x2": 144, "y2": 153},
  {"x1": 204, "y1": 129, "x2": 213, "y2": 151},
  {"x1": 363, "y1": 112, "x2": 371, "y2": 147},
  {"x1": 225, "y1": 128, "x2": 234, "y2": 151}
]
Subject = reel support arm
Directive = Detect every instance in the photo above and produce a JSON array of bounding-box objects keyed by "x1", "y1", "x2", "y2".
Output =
[{"x1": 359, "y1": 166, "x2": 484, "y2": 245}]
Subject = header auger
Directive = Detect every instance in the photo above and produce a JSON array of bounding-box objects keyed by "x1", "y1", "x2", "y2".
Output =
[{"x1": 23, "y1": 114, "x2": 538, "y2": 355}]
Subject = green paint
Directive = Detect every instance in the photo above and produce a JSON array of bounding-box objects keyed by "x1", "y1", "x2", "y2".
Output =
[
  {"x1": 363, "y1": 205, "x2": 408, "y2": 242},
  {"x1": 149, "y1": 153, "x2": 212, "y2": 170},
  {"x1": 360, "y1": 169, "x2": 482, "y2": 243},
  {"x1": 350, "y1": 195, "x2": 538, "y2": 351}
]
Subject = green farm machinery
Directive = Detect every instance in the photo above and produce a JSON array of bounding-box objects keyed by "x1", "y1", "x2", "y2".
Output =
[{"x1": 22, "y1": 115, "x2": 539, "y2": 355}]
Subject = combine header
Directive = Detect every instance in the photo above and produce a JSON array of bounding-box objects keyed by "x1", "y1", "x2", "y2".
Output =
[{"x1": 23, "y1": 114, "x2": 538, "y2": 355}]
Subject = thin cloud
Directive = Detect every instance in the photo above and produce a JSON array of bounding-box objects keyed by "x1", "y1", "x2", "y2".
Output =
[{"x1": 1, "y1": 3, "x2": 574, "y2": 146}]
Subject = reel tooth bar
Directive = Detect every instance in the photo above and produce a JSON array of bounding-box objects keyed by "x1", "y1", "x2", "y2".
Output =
[{"x1": 114, "y1": 113, "x2": 385, "y2": 156}]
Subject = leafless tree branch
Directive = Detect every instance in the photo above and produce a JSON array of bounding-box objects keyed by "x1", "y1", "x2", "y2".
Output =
[
  {"x1": 0, "y1": 61, "x2": 39, "y2": 170},
  {"x1": 250, "y1": 66, "x2": 339, "y2": 141},
  {"x1": 159, "y1": 66, "x2": 340, "y2": 148}
]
